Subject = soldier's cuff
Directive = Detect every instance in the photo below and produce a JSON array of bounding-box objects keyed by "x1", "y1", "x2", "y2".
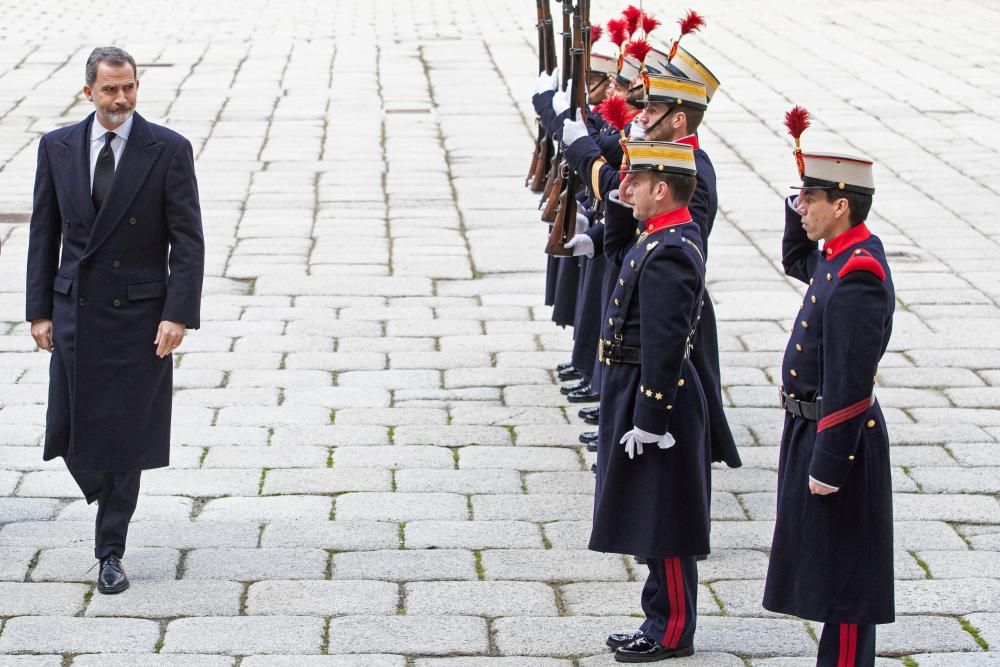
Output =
[
  {"x1": 808, "y1": 447, "x2": 853, "y2": 490},
  {"x1": 633, "y1": 391, "x2": 673, "y2": 436}
]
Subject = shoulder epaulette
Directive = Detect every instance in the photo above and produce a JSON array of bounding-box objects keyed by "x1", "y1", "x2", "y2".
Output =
[{"x1": 837, "y1": 248, "x2": 885, "y2": 281}]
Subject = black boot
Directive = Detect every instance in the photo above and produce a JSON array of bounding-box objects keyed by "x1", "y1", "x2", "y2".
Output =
[{"x1": 97, "y1": 556, "x2": 130, "y2": 595}]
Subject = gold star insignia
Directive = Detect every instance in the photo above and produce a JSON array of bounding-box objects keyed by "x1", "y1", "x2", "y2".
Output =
[
  {"x1": 655, "y1": 392, "x2": 663, "y2": 401},
  {"x1": 645, "y1": 389, "x2": 653, "y2": 398}
]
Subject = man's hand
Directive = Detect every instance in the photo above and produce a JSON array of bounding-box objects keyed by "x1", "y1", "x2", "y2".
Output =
[
  {"x1": 619, "y1": 173, "x2": 636, "y2": 205},
  {"x1": 561, "y1": 111, "x2": 589, "y2": 147},
  {"x1": 552, "y1": 80, "x2": 571, "y2": 115},
  {"x1": 534, "y1": 70, "x2": 557, "y2": 95},
  {"x1": 809, "y1": 479, "x2": 839, "y2": 495},
  {"x1": 565, "y1": 234, "x2": 595, "y2": 258},
  {"x1": 31, "y1": 319, "x2": 53, "y2": 352},
  {"x1": 154, "y1": 320, "x2": 187, "y2": 358}
]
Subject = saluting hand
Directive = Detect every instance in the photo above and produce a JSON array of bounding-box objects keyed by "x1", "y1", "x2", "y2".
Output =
[
  {"x1": 619, "y1": 173, "x2": 636, "y2": 205},
  {"x1": 154, "y1": 320, "x2": 186, "y2": 358},
  {"x1": 30, "y1": 319, "x2": 54, "y2": 352}
]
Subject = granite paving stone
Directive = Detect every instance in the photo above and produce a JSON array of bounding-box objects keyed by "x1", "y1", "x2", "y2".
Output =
[
  {"x1": 245, "y1": 580, "x2": 398, "y2": 616},
  {"x1": 161, "y1": 616, "x2": 325, "y2": 655}
]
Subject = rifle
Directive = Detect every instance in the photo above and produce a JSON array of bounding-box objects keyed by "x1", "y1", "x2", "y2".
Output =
[
  {"x1": 527, "y1": 0, "x2": 556, "y2": 192},
  {"x1": 546, "y1": 0, "x2": 589, "y2": 256},
  {"x1": 539, "y1": 0, "x2": 574, "y2": 221}
]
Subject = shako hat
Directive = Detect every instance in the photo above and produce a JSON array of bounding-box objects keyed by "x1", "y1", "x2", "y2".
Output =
[
  {"x1": 785, "y1": 106, "x2": 875, "y2": 195},
  {"x1": 621, "y1": 140, "x2": 697, "y2": 176}
]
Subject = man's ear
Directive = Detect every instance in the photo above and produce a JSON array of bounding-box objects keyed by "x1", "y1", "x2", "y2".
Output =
[
  {"x1": 83, "y1": 85, "x2": 93, "y2": 101},
  {"x1": 656, "y1": 179, "x2": 670, "y2": 202},
  {"x1": 833, "y1": 196, "x2": 850, "y2": 220},
  {"x1": 673, "y1": 110, "x2": 686, "y2": 132}
]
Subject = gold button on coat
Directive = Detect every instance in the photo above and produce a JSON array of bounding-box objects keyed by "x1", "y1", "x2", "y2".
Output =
[{"x1": 867, "y1": 419, "x2": 876, "y2": 428}]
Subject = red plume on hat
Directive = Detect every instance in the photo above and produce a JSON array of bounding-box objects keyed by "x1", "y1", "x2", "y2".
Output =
[
  {"x1": 595, "y1": 95, "x2": 638, "y2": 132},
  {"x1": 607, "y1": 18, "x2": 629, "y2": 46},
  {"x1": 590, "y1": 24, "x2": 602, "y2": 43},
  {"x1": 668, "y1": 10, "x2": 706, "y2": 61},
  {"x1": 624, "y1": 39, "x2": 653, "y2": 65},
  {"x1": 641, "y1": 13, "x2": 660, "y2": 36},
  {"x1": 595, "y1": 95, "x2": 638, "y2": 179},
  {"x1": 622, "y1": 5, "x2": 643, "y2": 36},
  {"x1": 784, "y1": 105, "x2": 811, "y2": 178}
]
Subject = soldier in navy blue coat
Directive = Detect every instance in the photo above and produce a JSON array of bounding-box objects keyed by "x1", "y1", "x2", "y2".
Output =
[
  {"x1": 762, "y1": 126, "x2": 895, "y2": 666},
  {"x1": 589, "y1": 139, "x2": 710, "y2": 662},
  {"x1": 562, "y1": 71, "x2": 741, "y2": 469},
  {"x1": 26, "y1": 48, "x2": 204, "y2": 595}
]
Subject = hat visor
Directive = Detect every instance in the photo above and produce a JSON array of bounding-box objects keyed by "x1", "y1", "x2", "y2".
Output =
[{"x1": 625, "y1": 164, "x2": 697, "y2": 176}]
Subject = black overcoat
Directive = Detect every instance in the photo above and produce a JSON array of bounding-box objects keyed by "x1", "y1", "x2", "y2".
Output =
[
  {"x1": 762, "y1": 197, "x2": 895, "y2": 625},
  {"x1": 589, "y1": 197, "x2": 711, "y2": 559},
  {"x1": 26, "y1": 112, "x2": 204, "y2": 472}
]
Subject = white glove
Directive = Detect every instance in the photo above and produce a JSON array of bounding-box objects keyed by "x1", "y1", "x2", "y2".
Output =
[
  {"x1": 552, "y1": 81, "x2": 571, "y2": 115},
  {"x1": 574, "y1": 211, "x2": 589, "y2": 234},
  {"x1": 562, "y1": 112, "x2": 588, "y2": 147},
  {"x1": 535, "y1": 70, "x2": 557, "y2": 95},
  {"x1": 629, "y1": 119, "x2": 646, "y2": 140},
  {"x1": 620, "y1": 426, "x2": 676, "y2": 459},
  {"x1": 565, "y1": 233, "x2": 595, "y2": 258}
]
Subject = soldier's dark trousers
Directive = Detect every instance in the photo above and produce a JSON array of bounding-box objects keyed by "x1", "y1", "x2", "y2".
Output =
[
  {"x1": 638, "y1": 555, "x2": 698, "y2": 650},
  {"x1": 817, "y1": 623, "x2": 876, "y2": 667},
  {"x1": 69, "y1": 469, "x2": 141, "y2": 560}
]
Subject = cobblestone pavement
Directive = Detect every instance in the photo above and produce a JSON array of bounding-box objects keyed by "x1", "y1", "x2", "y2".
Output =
[{"x1": 0, "y1": 0, "x2": 999, "y2": 664}]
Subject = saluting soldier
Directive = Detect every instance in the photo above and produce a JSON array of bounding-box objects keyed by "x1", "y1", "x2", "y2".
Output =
[
  {"x1": 590, "y1": 140, "x2": 710, "y2": 662},
  {"x1": 26, "y1": 47, "x2": 205, "y2": 594},
  {"x1": 762, "y1": 108, "x2": 895, "y2": 666}
]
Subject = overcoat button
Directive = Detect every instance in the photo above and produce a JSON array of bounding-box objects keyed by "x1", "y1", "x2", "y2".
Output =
[
  {"x1": 80, "y1": 259, "x2": 88, "y2": 266},
  {"x1": 113, "y1": 261, "x2": 121, "y2": 268},
  {"x1": 128, "y1": 217, "x2": 137, "y2": 225},
  {"x1": 113, "y1": 299, "x2": 121, "y2": 307},
  {"x1": 78, "y1": 298, "x2": 86, "y2": 306},
  {"x1": 867, "y1": 419, "x2": 876, "y2": 428},
  {"x1": 790, "y1": 369, "x2": 798, "y2": 377},
  {"x1": 677, "y1": 378, "x2": 685, "y2": 387},
  {"x1": 848, "y1": 455, "x2": 855, "y2": 461}
]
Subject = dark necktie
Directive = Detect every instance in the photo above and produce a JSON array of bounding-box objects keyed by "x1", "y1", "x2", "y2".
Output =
[{"x1": 92, "y1": 131, "x2": 116, "y2": 210}]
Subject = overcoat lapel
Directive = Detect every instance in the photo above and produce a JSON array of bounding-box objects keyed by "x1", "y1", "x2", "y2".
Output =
[
  {"x1": 54, "y1": 113, "x2": 98, "y2": 224},
  {"x1": 83, "y1": 112, "x2": 163, "y2": 258}
]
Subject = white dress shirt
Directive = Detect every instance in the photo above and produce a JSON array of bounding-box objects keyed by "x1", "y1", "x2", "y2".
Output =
[{"x1": 89, "y1": 114, "x2": 133, "y2": 191}]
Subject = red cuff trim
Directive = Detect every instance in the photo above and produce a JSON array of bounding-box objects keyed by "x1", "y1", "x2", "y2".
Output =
[
  {"x1": 817, "y1": 397, "x2": 871, "y2": 433},
  {"x1": 838, "y1": 251, "x2": 886, "y2": 281}
]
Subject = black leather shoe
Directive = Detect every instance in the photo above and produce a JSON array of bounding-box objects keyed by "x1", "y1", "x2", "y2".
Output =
[
  {"x1": 97, "y1": 556, "x2": 129, "y2": 595},
  {"x1": 607, "y1": 630, "x2": 644, "y2": 649},
  {"x1": 558, "y1": 368, "x2": 582, "y2": 382},
  {"x1": 579, "y1": 431, "x2": 599, "y2": 445},
  {"x1": 634, "y1": 556, "x2": 647, "y2": 565},
  {"x1": 561, "y1": 380, "x2": 589, "y2": 396},
  {"x1": 567, "y1": 386, "x2": 599, "y2": 403},
  {"x1": 591, "y1": 463, "x2": 597, "y2": 474},
  {"x1": 556, "y1": 361, "x2": 575, "y2": 373},
  {"x1": 696, "y1": 554, "x2": 708, "y2": 561},
  {"x1": 578, "y1": 405, "x2": 599, "y2": 419},
  {"x1": 615, "y1": 635, "x2": 694, "y2": 662}
]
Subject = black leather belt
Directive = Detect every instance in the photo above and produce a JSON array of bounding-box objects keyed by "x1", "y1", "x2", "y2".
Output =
[
  {"x1": 599, "y1": 339, "x2": 641, "y2": 365},
  {"x1": 780, "y1": 387, "x2": 820, "y2": 420}
]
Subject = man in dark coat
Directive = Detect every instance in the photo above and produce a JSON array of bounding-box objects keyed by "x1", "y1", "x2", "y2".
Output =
[
  {"x1": 762, "y1": 138, "x2": 894, "y2": 666},
  {"x1": 26, "y1": 47, "x2": 205, "y2": 594},
  {"x1": 590, "y1": 139, "x2": 710, "y2": 662}
]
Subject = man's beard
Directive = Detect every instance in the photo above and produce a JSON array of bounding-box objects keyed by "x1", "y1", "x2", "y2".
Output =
[{"x1": 97, "y1": 103, "x2": 133, "y2": 126}]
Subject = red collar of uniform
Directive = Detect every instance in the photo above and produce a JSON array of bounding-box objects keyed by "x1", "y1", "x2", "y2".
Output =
[
  {"x1": 644, "y1": 206, "x2": 692, "y2": 234},
  {"x1": 674, "y1": 133, "x2": 699, "y2": 150},
  {"x1": 823, "y1": 222, "x2": 871, "y2": 260}
]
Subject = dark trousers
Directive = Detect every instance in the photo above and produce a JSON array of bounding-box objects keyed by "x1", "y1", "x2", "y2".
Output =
[
  {"x1": 817, "y1": 623, "x2": 876, "y2": 667},
  {"x1": 639, "y1": 555, "x2": 698, "y2": 650},
  {"x1": 68, "y1": 468, "x2": 141, "y2": 560}
]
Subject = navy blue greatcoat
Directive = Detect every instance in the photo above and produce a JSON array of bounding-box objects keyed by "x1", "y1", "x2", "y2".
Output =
[
  {"x1": 763, "y1": 197, "x2": 895, "y2": 625},
  {"x1": 26, "y1": 112, "x2": 205, "y2": 472},
  {"x1": 589, "y1": 197, "x2": 711, "y2": 558}
]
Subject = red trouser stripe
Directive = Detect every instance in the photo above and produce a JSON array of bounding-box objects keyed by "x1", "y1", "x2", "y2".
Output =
[
  {"x1": 838, "y1": 624, "x2": 848, "y2": 667},
  {"x1": 661, "y1": 557, "x2": 686, "y2": 649},
  {"x1": 817, "y1": 397, "x2": 871, "y2": 433},
  {"x1": 837, "y1": 624, "x2": 858, "y2": 667},
  {"x1": 847, "y1": 624, "x2": 857, "y2": 666}
]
